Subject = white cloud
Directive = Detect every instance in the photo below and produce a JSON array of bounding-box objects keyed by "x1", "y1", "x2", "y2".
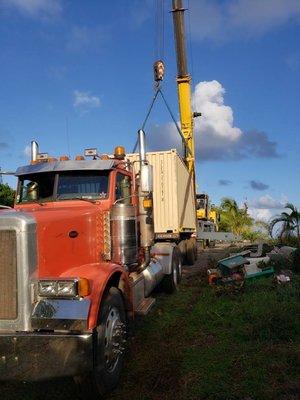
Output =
[
  {"x1": 249, "y1": 194, "x2": 288, "y2": 209},
  {"x1": 148, "y1": 80, "x2": 279, "y2": 161},
  {"x1": 248, "y1": 207, "x2": 273, "y2": 222},
  {"x1": 193, "y1": 80, "x2": 242, "y2": 141},
  {"x1": 189, "y1": 0, "x2": 300, "y2": 42},
  {"x1": 1, "y1": 0, "x2": 62, "y2": 19},
  {"x1": 247, "y1": 194, "x2": 289, "y2": 222},
  {"x1": 73, "y1": 90, "x2": 101, "y2": 113}
]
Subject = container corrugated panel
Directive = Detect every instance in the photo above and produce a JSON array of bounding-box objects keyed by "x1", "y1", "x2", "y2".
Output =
[
  {"x1": 0, "y1": 230, "x2": 18, "y2": 320},
  {"x1": 126, "y1": 150, "x2": 196, "y2": 234}
]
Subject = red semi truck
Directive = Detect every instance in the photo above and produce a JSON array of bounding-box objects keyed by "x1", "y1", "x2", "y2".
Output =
[
  {"x1": 0, "y1": 1, "x2": 197, "y2": 396},
  {"x1": 0, "y1": 133, "x2": 196, "y2": 395}
]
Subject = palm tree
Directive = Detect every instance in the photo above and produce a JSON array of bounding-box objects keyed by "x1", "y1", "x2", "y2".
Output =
[
  {"x1": 219, "y1": 197, "x2": 253, "y2": 235},
  {"x1": 269, "y1": 203, "x2": 300, "y2": 239}
]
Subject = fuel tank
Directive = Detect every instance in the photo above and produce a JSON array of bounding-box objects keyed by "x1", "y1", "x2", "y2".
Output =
[{"x1": 110, "y1": 204, "x2": 138, "y2": 266}]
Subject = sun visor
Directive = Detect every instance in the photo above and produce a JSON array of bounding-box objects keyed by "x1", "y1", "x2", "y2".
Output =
[{"x1": 15, "y1": 160, "x2": 115, "y2": 176}]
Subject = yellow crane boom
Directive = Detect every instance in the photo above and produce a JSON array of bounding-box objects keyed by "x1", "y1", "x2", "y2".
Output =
[{"x1": 171, "y1": 0, "x2": 195, "y2": 182}]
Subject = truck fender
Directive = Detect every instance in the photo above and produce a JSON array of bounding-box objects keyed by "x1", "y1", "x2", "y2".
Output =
[
  {"x1": 61, "y1": 263, "x2": 131, "y2": 330},
  {"x1": 151, "y1": 242, "x2": 177, "y2": 275}
]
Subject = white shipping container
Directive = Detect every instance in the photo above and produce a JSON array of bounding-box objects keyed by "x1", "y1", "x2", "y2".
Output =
[{"x1": 126, "y1": 150, "x2": 196, "y2": 236}]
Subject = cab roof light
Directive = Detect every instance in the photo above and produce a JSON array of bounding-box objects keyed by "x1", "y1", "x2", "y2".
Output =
[
  {"x1": 37, "y1": 153, "x2": 49, "y2": 161},
  {"x1": 59, "y1": 155, "x2": 70, "y2": 161},
  {"x1": 114, "y1": 146, "x2": 126, "y2": 160},
  {"x1": 84, "y1": 148, "x2": 98, "y2": 158},
  {"x1": 75, "y1": 155, "x2": 85, "y2": 161}
]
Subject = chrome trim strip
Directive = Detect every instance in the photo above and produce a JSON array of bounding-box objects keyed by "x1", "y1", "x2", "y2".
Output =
[
  {"x1": 31, "y1": 299, "x2": 90, "y2": 331},
  {"x1": 0, "y1": 211, "x2": 37, "y2": 332},
  {"x1": 15, "y1": 159, "x2": 115, "y2": 176}
]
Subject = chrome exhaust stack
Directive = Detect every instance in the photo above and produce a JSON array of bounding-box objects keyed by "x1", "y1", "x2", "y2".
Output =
[
  {"x1": 138, "y1": 129, "x2": 154, "y2": 269},
  {"x1": 31, "y1": 141, "x2": 39, "y2": 163}
]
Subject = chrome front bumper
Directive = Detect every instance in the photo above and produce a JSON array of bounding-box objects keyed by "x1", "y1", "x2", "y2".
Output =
[{"x1": 0, "y1": 332, "x2": 93, "y2": 381}]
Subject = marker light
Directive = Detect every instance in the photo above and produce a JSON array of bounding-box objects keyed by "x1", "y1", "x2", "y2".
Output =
[
  {"x1": 114, "y1": 146, "x2": 126, "y2": 160},
  {"x1": 78, "y1": 278, "x2": 91, "y2": 297},
  {"x1": 37, "y1": 153, "x2": 49, "y2": 161},
  {"x1": 84, "y1": 148, "x2": 98, "y2": 157},
  {"x1": 143, "y1": 198, "x2": 152, "y2": 209}
]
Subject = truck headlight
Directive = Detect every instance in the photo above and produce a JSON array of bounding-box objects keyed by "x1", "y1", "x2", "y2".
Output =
[
  {"x1": 38, "y1": 280, "x2": 57, "y2": 297},
  {"x1": 38, "y1": 279, "x2": 79, "y2": 298},
  {"x1": 57, "y1": 280, "x2": 78, "y2": 297}
]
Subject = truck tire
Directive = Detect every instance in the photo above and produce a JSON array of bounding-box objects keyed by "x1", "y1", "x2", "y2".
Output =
[
  {"x1": 178, "y1": 239, "x2": 187, "y2": 265},
  {"x1": 75, "y1": 287, "x2": 126, "y2": 398},
  {"x1": 161, "y1": 246, "x2": 181, "y2": 293},
  {"x1": 186, "y1": 238, "x2": 196, "y2": 265},
  {"x1": 176, "y1": 247, "x2": 183, "y2": 284},
  {"x1": 191, "y1": 237, "x2": 198, "y2": 261}
]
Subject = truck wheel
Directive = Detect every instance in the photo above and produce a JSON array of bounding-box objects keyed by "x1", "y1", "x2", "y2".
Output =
[
  {"x1": 178, "y1": 240, "x2": 187, "y2": 265},
  {"x1": 161, "y1": 246, "x2": 181, "y2": 293},
  {"x1": 191, "y1": 237, "x2": 198, "y2": 261},
  {"x1": 176, "y1": 247, "x2": 183, "y2": 284},
  {"x1": 186, "y1": 238, "x2": 196, "y2": 265},
  {"x1": 75, "y1": 287, "x2": 126, "y2": 397}
]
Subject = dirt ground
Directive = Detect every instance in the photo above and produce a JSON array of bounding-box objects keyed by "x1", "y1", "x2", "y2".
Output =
[{"x1": 183, "y1": 242, "x2": 238, "y2": 277}]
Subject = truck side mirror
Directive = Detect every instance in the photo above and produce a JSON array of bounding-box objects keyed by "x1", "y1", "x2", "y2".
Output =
[{"x1": 140, "y1": 164, "x2": 153, "y2": 193}]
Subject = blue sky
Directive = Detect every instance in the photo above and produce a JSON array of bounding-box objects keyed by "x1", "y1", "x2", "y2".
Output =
[{"x1": 0, "y1": 0, "x2": 299, "y2": 221}]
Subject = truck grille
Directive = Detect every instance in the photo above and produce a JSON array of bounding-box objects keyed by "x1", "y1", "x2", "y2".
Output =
[{"x1": 0, "y1": 230, "x2": 18, "y2": 320}]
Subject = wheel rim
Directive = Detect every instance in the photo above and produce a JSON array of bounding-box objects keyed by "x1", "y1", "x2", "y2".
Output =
[{"x1": 103, "y1": 306, "x2": 125, "y2": 373}]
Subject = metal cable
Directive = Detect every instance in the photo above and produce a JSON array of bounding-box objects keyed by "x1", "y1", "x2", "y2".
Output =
[
  {"x1": 158, "y1": 88, "x2": 192, "y2": 156},
  {"x1": 132, "y1": 87, "x2": 160, "y2": 152},
  {"x1": 132, "y1": 87, "x2": 191, "y2": 157}
]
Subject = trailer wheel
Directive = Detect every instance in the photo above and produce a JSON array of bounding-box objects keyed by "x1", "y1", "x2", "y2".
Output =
[
  {"x1": 177, "y1": 247, "x2": 183, "y2": 284},
  {"x1": 161, "y1": 246, "x2": 181, "y2": 293},
  {"x1": 186, "y1": 238, "x2": 196, "y2": 265},
  {"x1": 75, "y1": 287, "x2": 126, "y2": 397},
  {"x1": 191, "y1": 237, "x2": 198, "y2": 261},
  {"x1": 178, "y1": 240, "x2": 187, "y2": 265}
]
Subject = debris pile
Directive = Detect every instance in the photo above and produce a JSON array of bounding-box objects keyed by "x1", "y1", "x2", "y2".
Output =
[{"x1": 208, "y1": 242, "x2": 298, "y2": 292}]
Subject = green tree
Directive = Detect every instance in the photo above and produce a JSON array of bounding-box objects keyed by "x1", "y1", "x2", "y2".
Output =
[
  {"x1": 219, "y1": 197, "x2": 253, "y2": 235},
  {"x1": 269, "y1": 203, "x2": 300, "y2": 240},
  {"x1": 0, "y1": 183, "x2": 15, "y2": 207}
]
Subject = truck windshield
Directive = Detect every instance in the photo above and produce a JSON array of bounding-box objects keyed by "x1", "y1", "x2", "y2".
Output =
[
  {"x1": 57, "y1": 171, "x2": 109, "y2": 200},
  {"x1": 17, "y1": 171, "x2": 110, "y2": 203}
]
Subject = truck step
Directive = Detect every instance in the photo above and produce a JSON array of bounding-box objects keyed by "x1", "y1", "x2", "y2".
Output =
[{"x1": 135, "y1": 297, "x2": 156, "y2": 316}]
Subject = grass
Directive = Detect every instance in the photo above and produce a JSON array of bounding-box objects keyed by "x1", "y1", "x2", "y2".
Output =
[
  {"x1": 1, "y1": 275, "x2": 300, "y2": 400},
  {"x1": 109, "y1": 276, "x2": 300, "y2": 400}
]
